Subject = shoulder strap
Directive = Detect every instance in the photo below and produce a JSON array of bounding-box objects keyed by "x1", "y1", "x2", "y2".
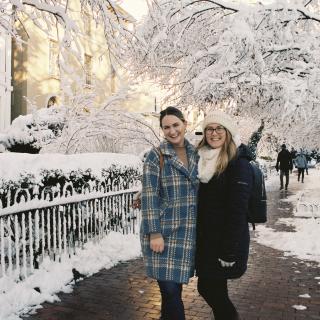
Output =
[{"x1": 157, "y1": 147, "x2": 164, "y2": 171}]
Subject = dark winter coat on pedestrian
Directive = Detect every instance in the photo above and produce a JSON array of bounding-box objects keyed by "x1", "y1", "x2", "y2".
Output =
[
  {"x1": 196, "y1": 144, "x2": 254, "y2": 280},
  {"x1": 294, "y1": 154, "x2": 308, "y2": 169},
  {"x1": 140, "y1": 139, "x2": 199, "y2": 284},
  {"x1": 276, "y1": 149, "x2": 293, "y2": 171}
]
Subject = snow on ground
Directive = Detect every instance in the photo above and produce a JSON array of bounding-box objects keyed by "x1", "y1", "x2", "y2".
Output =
[
  {"x1": 0, "y1": 232, "x2": 141, "y2": 320},
  {"x1": 292, "y1": 305, "x2": 307, "y2": 311},
  {"x1": 255, "y1": 167, "x2": 320, "y2": 265},
  {"x1": 0, "y1": 156, "x2": 319, "y2": 319}
]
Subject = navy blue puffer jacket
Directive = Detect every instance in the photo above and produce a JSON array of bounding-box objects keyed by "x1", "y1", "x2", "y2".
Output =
[{"x1": 196, "y1": 144, "x2": 254, "y2": 279}]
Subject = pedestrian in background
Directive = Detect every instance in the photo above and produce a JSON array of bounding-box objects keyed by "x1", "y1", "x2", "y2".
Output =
[
  {"x1": 140, "y1": 106, "x2": 199, "y2": 320},
  {"x1": 290, "y1": 147, "x2": 297, "y2": 161},
  {"x1": 276, "y1": 144, "x2": 293, "y2": 190},
  {"x1": 196, "y1": 110, "x2": 253, "y2": 320},
  {"x1": 295, "y1": 151, "x2": 308, "y2": 183}
]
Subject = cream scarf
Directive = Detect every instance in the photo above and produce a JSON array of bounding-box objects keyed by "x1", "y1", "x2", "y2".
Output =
[{"x1": 198, "y1": 146, "x2": 221, "y2": 183}]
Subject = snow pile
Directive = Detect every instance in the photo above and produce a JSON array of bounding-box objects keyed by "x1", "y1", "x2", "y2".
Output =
[
  {"x1": 292, "y1": 305, "x2": 307, "y2": 311},
  {"x1": 298, "y1": 294, "x2": 311, "y2": 298},
  {"x1": 255, "y1": 168, "x2": 320, "y2": 265},
  {"x1": 255, "y1": 218, "x2": 320, "y2": 263},
  {"x1": 0, "y1": 232, "x2": 141, "y2": 320}
]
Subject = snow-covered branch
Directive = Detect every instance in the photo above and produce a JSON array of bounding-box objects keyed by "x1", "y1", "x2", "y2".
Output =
[
  {"x1": 1, "y1": 0, "x2": 134, "y2": 61},
  {"x1": 182, "y1": 0, "x2": 239, "y2": 13},
  {"x1": 129, "y1": 0, "x2": 320, "y2": 148}
]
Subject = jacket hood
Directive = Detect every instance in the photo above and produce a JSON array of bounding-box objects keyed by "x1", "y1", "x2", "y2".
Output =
[{"x1": 237, "y1": 144, "x2": 254, "y2": 161}]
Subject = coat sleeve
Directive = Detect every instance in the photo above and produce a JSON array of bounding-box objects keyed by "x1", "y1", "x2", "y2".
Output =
[
  {"x1": 304, "y1": 156, "x2": 308, "y2": 169},
  {"x1": 289, "y1": 152, "x2": 293, "y2": 170},
  {"x1": 276, "y1": 153, "x2": 280, "y2": 170},
  {"x1": 141, "y1": 149, "x2": 162, "y2": 235},
  {"x1": 221, "y1": 159, "x2": 253, "y2": 261}
]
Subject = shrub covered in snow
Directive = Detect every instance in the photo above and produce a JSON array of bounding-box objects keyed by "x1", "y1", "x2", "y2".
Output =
[
  {"x1": 0, "y1": 153, "x2": 142, "y2": 209},
  {"x1": 0, "y1": 107, "x2": 66, "y2": 154}
]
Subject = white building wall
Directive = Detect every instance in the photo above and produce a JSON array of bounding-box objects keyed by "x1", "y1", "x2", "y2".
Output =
[{"x1": 0, "y1": 30, "x2": 12, "y2": 131}]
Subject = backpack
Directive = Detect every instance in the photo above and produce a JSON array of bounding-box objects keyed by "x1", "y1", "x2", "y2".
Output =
[{"x1": 248, "y1": 161, "x2": 267, "y2": 229}]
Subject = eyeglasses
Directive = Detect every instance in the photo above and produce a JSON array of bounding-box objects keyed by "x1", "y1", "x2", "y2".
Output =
[{"x1": 205, "y1": 126, "x2": 226, "y2": 134}]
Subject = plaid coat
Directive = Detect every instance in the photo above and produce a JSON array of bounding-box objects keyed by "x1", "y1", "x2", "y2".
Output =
[{"x1": 140, "y1": 139, "x2": 199, "y2": 284}]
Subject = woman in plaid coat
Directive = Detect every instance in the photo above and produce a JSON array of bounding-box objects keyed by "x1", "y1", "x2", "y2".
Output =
[{"x1": 140, "y1": 106, "x2": 199, "y2": 320}]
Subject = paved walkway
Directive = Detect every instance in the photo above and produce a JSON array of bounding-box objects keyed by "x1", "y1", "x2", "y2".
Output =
[{"x1": 23, "y1": 180, "x2": 320, "y2": 320}]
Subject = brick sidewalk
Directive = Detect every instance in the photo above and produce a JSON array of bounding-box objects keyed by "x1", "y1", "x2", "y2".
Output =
[{"x1": 23, "y1": 190, "x2": 320, "y2": 320}]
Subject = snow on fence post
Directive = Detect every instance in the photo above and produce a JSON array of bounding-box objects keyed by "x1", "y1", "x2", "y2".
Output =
[
  {"x1": 53, "y1": 207, "x2": 57, "y2": 260},
  {"x1": 7, "y1": 216, "x2": 12, "y2": 276},
  {"x1": 295, "y1": 191, "x2": 320, "y2": 219},
  {"x1": 22, "y1": 213, "x2": 27, "y2": 279},
  {"x1": 14, "y1": 215, "x2": 20, "y2": 276},
  {"x1": 0, "y1": 218, "x2": 5, "y2": 276},
  {"x1": 28, "y1": 212, "x2": 34, "y2": 273}
]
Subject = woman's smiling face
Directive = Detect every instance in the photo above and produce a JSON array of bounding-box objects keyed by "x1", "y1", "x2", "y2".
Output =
[
  {"x1": 205, "y1": 123, "x2": 226, "y2": 149},
  {"x1": 161, "y1": 115, "x2": 187, "y2": 147}
]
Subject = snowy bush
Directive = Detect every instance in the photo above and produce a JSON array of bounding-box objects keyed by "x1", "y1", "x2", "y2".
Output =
[
  {"x1": 0, "y1": 107, "x2": 66, "y2": 154},
  {"x1": 0, "y1": 153, "x2": 142, "y2": 209},
  {"x1": 45, "y1": 99, "x2": 161, "y2": 155}
]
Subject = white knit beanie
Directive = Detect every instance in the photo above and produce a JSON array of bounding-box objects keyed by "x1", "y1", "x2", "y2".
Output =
[{"x1": 202, "y1": 110, "x2": 241, "y2": 146}]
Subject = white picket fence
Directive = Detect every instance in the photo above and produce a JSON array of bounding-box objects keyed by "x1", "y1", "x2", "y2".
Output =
[
  {"x1": 0, "y1": 181, "x2": 140, "y2": 280},
  {"x1": 295, "y1": 191, "x2": 320, "y2": 219}
]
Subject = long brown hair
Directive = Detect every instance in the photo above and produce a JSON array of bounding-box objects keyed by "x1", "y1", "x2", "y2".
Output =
[{"x1": 197, "y1": 129, "x2": 237, "y2": 175}]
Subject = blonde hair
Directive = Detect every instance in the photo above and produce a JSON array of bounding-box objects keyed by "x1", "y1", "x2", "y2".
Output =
[{"x1": 197, "y1": 129, "x2": 237, "y2": 175}]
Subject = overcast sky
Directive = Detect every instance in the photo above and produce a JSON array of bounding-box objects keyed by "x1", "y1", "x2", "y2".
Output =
[{"x1": 119, "y1": 0, "x2": 148, "y2": 20}]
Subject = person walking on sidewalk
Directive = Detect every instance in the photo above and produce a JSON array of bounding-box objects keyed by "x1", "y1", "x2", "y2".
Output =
[
  {"x1": 295, "y1": 151, "x2": 308, "y2": 183},
  {"x1": 196, "y1": 110, "x2": 254, "y2": 320},
  {"x1": 140, "y1": 106, "x2": 199, "y2": 320},
  {"x1": 290, "y1": 147, "x2": 297, "y2": 161},
  {"x1": 276, "y1": 144, "x2": 293, "y2": 190}
]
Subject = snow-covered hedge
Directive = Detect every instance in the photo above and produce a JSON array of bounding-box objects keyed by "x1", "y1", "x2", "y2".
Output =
[
  {"x1": 0, "y1": 107, "x2": 65, "y2": 154},
  {"x1": 0, "y1": 153, "x2": 142, "y2": 208}
]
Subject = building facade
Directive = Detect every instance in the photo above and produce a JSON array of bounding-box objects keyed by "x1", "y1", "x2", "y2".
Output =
[
  {"x1": 9, "y1": 0, "x2": 124, "y2": 125},
  {"x1": 0, "y1": 30, "x2": 12, "y2": 131}
]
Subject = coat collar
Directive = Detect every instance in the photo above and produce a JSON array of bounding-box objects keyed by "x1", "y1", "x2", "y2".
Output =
[{"x1": 159, "y1": 139, "x2": 199, "y2": 185}]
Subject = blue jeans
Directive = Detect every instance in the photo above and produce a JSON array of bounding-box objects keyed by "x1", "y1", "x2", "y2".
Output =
[{"x1": 157, "y1": 280, "x2": 185, "y2": 320}]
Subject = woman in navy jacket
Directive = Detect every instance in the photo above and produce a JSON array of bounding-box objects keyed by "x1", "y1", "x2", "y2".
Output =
[{"x1": 196, "y1": 110, "x2": 253, "y2": 320}]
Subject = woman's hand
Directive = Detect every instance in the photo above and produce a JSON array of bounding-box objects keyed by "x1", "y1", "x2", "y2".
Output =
[{"x1": 150, "y1": 233, "x2": 165, "y2": 253}]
